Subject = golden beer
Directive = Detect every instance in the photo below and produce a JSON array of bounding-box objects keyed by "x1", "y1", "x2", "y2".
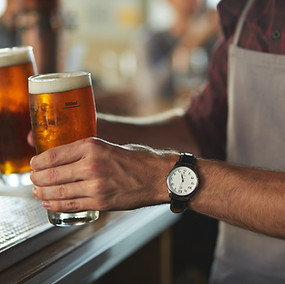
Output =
[
  {"x1": 0, "y1": 46, "x2": 37, "y2": 186},
  {"x1": 29, "y1": 72, "x2": 99, "y2": 226}
]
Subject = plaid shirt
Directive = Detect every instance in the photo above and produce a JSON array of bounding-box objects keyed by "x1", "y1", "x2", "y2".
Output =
[{"x1": 185, "y1": 0, "x2": 285, "y2": 160}]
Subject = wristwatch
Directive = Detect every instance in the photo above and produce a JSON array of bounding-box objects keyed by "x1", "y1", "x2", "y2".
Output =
[{"x1": 166, "y1": 153, "x2": 199, "y2": 213}]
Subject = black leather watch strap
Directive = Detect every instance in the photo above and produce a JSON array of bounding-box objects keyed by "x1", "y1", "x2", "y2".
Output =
[
  {"x1": 176, "y1": 153, "x2": 196, "y2": 167},
  {"x1": 169, "y1": 153, "x2": 197, "y2": 213},
  {"x1": 170, "y1": 196, "x2": 187, "y2": 213}
]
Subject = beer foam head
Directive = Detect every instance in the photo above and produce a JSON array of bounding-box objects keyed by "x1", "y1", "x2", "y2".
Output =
[
  {"x1": 28, "y1": 72, "x2": 92, "y2": 94},
  {"x1": 0, "y1": 46, "x2": 34, "y2": 68}
]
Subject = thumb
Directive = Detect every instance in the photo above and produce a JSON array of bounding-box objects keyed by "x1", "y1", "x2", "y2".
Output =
[{"x1": 27, "y1": 130, "x2": 35, "y2": 147}]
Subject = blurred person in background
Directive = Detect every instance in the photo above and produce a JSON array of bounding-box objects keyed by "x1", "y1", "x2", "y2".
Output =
[
  {"x1": 0, "y1": 0, "x2": 60, "y2": 73},
  {"x1": 133, "y1": 0, "x2": 219, "y2": 115}
]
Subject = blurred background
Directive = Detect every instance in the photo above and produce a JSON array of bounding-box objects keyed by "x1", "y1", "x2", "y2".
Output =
[{"x1": 0, "y1": 0, "x2": 220, "y2": 116}]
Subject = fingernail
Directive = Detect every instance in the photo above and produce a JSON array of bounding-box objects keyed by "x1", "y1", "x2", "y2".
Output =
[
  {"x1": 30, "y1": 156, "x2": 36, "y2": 170},
  {"x1": 43, "y1": 201, "x2": 51, "y2": 209},
  {"x1": 32, "y1": 187, "x2": 38, "y2": 198}
]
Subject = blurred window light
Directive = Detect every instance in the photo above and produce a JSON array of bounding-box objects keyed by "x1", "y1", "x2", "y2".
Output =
[
  {"x1": 119, "y1": 50, "x2": 137, "y2": 79},
  {"x1": 147, "y1": 0, "x2": 175, "y2": 31},
  {"x1": 0, "y1": 0, "x2": 6, "y2": 17},
  {"x1": 207, "y1": 0, "x2": 220, "y2": 9}
]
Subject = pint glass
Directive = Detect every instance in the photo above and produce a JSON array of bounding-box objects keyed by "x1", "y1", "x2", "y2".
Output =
[
  {"x1": 28, "y1": 72, "x2": 99, "y2": 226},
  {"x1": 0, "y1": 46, "x2": 37, "y2": 186}
]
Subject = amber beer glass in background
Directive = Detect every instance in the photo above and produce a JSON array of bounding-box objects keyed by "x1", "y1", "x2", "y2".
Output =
[
  {"x1": 28, "y1": 72, "x2": 99, "y2": 226},
  {"x1": 0, "y1": 46, "x2": 37, "y2": 186}
]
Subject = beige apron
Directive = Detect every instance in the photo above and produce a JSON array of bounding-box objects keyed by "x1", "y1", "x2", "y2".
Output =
[{"x1": 210, "y1": 0, "x2": 285, "y2": 283}]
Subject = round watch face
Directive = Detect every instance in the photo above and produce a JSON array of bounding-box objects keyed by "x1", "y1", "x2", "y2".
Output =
[{"x1": 167, "y1": 166, "x2": 198, "y2": 196}]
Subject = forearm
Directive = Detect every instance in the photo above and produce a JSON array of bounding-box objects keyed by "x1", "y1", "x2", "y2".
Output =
[
  {"x1": 30, "y1": 136, "x2": 285, "y2": 239},
  {"x1": 97, "y1": 109, "x2": 200, "y2": 155},
  {"x1": 191, "y1": 159, "x2": 285, "y2": 239}
]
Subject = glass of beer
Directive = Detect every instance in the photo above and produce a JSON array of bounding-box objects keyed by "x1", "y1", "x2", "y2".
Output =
[
  {"x1": 28, "y1": 72, "x2": 99, "y2": 226},
  {"x1": 0, "y1": 46, "x2": 37, "y2": 187}
]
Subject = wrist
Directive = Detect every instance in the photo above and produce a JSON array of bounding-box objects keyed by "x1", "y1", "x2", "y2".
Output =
[{"x1": 188, "y1": 159, "x2": 221, "y2": 214}]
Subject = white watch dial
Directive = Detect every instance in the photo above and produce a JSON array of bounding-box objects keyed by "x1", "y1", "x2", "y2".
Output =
[{"x1": 167, "y1": 166, "x2": 198, "y2": 196}]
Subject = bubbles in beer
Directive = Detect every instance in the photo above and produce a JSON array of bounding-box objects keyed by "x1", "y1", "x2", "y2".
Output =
[{"x1": 29, "y1": 74, "x2": 97, "y2": 154}]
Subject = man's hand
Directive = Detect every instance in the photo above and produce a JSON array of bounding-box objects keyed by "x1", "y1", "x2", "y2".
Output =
[
  {"x1": 27, "y1": 130, "x2": 35, "y2": 147},
  {"x1": 30, "y1": 137, "x2": 175, "y2": 213}
]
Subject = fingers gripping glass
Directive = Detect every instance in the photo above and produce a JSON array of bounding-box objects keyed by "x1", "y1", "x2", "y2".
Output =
[{"x1": 28, "y1": 72, "x2": 99, "y2": 226}]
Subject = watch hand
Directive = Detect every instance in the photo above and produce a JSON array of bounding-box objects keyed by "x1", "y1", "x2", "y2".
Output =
[{"x1": 178, "y1": 174, "x2": 184, "y2": 190}]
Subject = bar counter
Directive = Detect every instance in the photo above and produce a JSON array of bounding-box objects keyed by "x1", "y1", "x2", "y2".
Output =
[{"x1": 0, "y1": 184, "x2": 179, "y2": 283}]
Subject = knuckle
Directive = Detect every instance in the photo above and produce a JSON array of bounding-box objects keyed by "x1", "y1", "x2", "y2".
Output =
[
  {"x1": 81, "y1": 137, "x2": 96, "y2": 152},
  {"x1": 45, "y1": 149, "x2": 58, "y2": 165},
  {"x1": 47, "y1": 168, "x2": 58, "y2": 183},
  {"x1": 86, "y1": 161, "x2": 98, "y2": 177},
  {"x1": 84, "y1": 180, "x2": 109, "y2": 211},
  {"x1": 81, "y1": 137, "x2": 107, "y2": 156},
  {"x1": 79, "y1": 160, "x2": 98, "y2": 178},
  {"x1": 56, "y1": 184, "x2": 68, "y2": 199},
  {"x1": 85, "y1": 137, "x2": 96, "y2": 144},
  {"x1": 93, "y1": 183, "x2": 114, "y2": 211},
  {"x1": 65, "y1": 200, "x2": 80, "y2": 212},
  {"x1": 94, "y1": 178, "x2": 105, "y2": 191}
]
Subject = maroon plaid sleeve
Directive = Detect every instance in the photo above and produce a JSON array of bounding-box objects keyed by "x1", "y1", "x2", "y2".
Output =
[{"x1": 185, "y1": 37, "x2": 229, "y2": 160}]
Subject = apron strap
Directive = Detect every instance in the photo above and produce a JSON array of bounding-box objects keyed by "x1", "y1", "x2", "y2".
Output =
[{"x1": 233, "y1": 0, "x2": 255, "y2": 46}]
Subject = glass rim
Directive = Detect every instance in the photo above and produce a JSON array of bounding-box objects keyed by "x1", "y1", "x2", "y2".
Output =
[
  {"x1": 28, "y1": 71, "x2": 91, "y2": 82},
  {"x1": 28, "y1": 72, "x2": 92, "y2": 94},
  {"x1": 0, "y1": 46, "x2": 33, "y2": 55},
  {"x1": 0, "y1": 46, "x2": 34, "y2": 68}
]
